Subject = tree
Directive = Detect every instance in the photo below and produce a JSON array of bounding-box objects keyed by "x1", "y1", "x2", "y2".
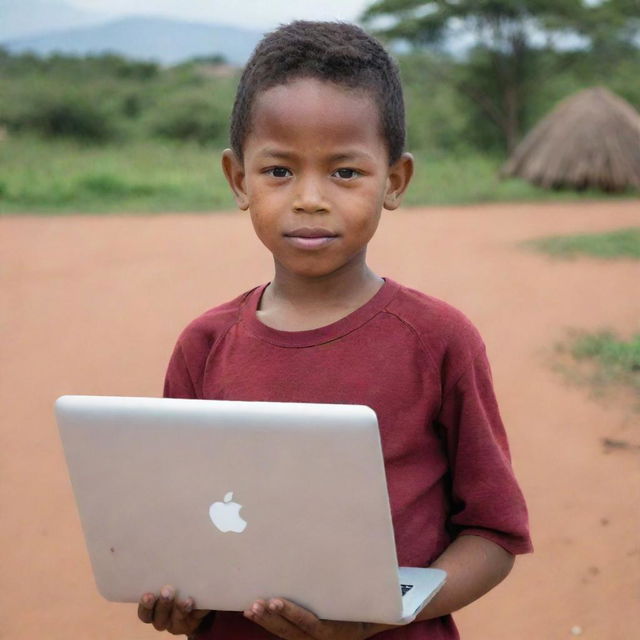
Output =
[
  {"x1": 361, "y1": 0, "x2": 639, "y2": 153},
  {"x1": 570, "y1": 0, "x2": 640, "y2": 68}
]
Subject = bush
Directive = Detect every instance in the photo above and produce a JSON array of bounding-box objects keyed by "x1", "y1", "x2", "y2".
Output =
[
  {"x1": 77, "y1": 173, "x2": 157, "y2": 198},
  {"x1": 2, "y1": 90, "x2": 119, "y2": 142},
  {"x1": 147, "y1": 94, "x2": 229, "y2": 145}
]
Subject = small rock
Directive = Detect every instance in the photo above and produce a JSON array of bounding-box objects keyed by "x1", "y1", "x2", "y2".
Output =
[{"x1": 571, "y1": 626, "x2": 583, "y2": 636}]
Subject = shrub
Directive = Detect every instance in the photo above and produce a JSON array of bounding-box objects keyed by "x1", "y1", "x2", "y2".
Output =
[
  {"x1": 2, "y1": 90, "x2": 119, "y2": 143},
  {"x1": 77, "y1": 173, "x2": 157, "y2": 198},
  {"x1": 147, "y1": 94, "x2": 228, "y2": 145}
]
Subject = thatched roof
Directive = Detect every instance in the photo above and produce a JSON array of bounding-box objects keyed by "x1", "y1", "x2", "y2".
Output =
[{"x1": 502, "y1": 87, "x2": 640, "y2": 191}]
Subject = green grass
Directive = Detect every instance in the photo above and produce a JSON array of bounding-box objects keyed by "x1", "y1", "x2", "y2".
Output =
[
  {"x1": 526, "y1": 228, "x2": 640, "y2": 259},
  {"x1": 0, "y1": 137, "x2": 235, "y2": 214},
  {"x1": 404, "y1": 151, "x2": 637, "y2": 207},
  {"x1": 0, "y1": 137, "x2": 637, "y2": 214},
  {"x1": 556, "y1": 330, "x2": 640, "y2": 407}
]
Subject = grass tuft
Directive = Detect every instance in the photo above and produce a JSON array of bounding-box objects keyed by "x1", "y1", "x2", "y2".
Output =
[
  {"x1": 526, "y1": 228, "x2": 640, "y2": 259},
  {"x1": 555, "y1": 329, "x2": 640, "y2": 408},
  {"x1": 570, "y1": 331, "x2": 640, "y2": 378}
]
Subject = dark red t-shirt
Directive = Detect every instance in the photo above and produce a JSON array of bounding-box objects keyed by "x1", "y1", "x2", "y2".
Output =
[{"x1": 164, "y1": 278, "x2": 532, "y2": 640}]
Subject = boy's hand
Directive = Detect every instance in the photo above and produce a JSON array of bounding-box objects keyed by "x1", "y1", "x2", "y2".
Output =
[
  {"x1": 244, "y1": 598, "x2": 394, "y2": 639},
  {"x1": 137, "y1": 585, "x2": 211, "y2": 635}
]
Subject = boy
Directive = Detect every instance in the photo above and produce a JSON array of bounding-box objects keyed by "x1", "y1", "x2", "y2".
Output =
[{"x1": 137, "y1": 20, "x2": 532, "y2": 640}]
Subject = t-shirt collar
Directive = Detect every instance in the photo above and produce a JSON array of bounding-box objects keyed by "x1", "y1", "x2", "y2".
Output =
[{"x1": 240, "y1": 278, "x2": 400, "y2": 348}]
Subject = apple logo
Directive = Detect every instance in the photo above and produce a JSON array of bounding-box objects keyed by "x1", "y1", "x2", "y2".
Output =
[{"x1": 209, "y1": 491, "x2": 247, "y2": 533}]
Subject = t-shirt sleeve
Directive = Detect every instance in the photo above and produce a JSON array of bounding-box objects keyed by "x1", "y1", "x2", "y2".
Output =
[
  {"x1": 163, "y1": 342, "x2": 198, "y2": 399},
  {"x1": 437, "y1": 344, "x2": 533, "y2": 555},
  {"x1": 162, "y1": 291, "x2": 249, "y2": 400}
]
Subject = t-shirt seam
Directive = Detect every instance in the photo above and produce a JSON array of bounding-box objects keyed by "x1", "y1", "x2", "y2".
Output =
[
  {"x1": 174, "y1": 342, "x2": 198, "y2": 396},
  {"x1": 185, "y1": 292, "x2": 253, "y2": 394},
  {"x1": 379, "y1": 308, "x2": 441, "y2": 376},
  {"x1": 441, "y1": 345, "x2": 487, "y2": 400},
  {"x1": 203, "y1": 310, "x2": 243, "y2": 364},
  {"x1": 241, "y1": 283, "x2": 403, "y2": 348},
  {"x1": 240, "y1": 327, "x2": 367, "y2": 348}
]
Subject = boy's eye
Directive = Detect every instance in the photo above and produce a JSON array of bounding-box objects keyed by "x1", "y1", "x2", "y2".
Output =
[
  {"x1": 266, "y1": 167, "x2": 291, "y2": 178},
  {"x1": 334, "y1": 168, "x2": 360, "y2": 180}
]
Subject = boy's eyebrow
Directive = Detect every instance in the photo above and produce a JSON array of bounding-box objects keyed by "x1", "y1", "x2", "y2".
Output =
[
  {"x1": 257, "y1": 148, "x2": 373, "y2": 162},
  {"x1": 329, "y1": 151, "x2": 372, "y2": 162},
  {"x1": 258, "y1": 149, "x2": 296, "y2": 160}
]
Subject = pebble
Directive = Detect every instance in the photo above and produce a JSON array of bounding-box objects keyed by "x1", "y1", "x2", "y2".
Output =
[{"x1": 571, "y1": 626, "x2": 583, "y2": 636}]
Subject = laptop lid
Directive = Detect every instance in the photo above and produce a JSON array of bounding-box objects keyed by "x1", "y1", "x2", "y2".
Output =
[{"x1": 56, "y1": 395, "x2": 417, "y2": 623}]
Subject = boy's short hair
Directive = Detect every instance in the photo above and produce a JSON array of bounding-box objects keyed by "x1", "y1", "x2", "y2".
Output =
[{"x1": 230, "y1": 20, "x2": 406, "y2": 165}]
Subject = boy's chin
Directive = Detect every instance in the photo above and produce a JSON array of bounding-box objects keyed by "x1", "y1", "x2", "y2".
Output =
[
  {"x1": 272, "y1": 250, "x2": 370, "y2": 281},
  {"x1": 277, "y1": 267, "x2": 339, "y2": 280},
  {"x1": 276, "y1": 262, "x2": 371, "y2": 283}
]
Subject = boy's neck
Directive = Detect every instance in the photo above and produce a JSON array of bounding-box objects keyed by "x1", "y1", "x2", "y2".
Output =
[{"x1": 257, "y1": 261, "x2": 384, "y2": 332}]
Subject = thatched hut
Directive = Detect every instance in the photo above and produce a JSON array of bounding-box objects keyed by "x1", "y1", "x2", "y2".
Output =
[{"x1": 502, "y1": 87, "x2": 640, "y2": 191}]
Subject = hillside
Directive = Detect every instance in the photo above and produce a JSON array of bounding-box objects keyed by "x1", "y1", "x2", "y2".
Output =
[
  {"x1": 2, "y1": 15, "x2": 264, "y2": 65},
  {"x1": 0, "y1": 0, "x2": 108, "y2": 41}
]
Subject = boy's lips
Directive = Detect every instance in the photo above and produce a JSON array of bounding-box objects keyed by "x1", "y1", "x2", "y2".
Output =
[{"x1": 283, "y1": 227, "x2": 339, "y2": 249}]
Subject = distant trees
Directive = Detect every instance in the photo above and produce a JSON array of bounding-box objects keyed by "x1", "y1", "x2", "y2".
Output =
[
  {"x1": 0, "y1": 50, "x2": 236, "y2": 145},
  {"x1": 1, "y1": 27, "x2": 639, "y2": 157},
  {"x1": 361, "y1": 0, "x2": 640, "y2": 152}
]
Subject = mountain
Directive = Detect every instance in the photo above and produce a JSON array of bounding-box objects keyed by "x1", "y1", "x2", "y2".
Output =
[
  {"x1": 2, "y1": 15, "x2": 263, "y2": 66},
  {"x1": 0, "y1": 0, "x2": 109, "y2": 41}
]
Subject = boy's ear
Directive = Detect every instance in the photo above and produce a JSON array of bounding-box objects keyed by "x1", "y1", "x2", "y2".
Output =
[
  {"x1": 221, "y1": 148, "x2": 249, "y2": 211},
  {"x1": 384, "y1": 152, "x2": 414, "y2": 211}
]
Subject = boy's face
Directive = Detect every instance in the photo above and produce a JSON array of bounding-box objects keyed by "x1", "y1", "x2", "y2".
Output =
[{"x1": 222, "y1": 77, "x2": 413, "y2": 280}]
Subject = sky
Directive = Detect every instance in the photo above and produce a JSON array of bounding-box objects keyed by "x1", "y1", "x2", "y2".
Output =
[{"x1": 67, "y1": 0, "x2": 373, "y2": 31}]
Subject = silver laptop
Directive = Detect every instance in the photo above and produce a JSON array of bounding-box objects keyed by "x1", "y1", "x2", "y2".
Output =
[{"x1": 55, "y1": 395, "x2": 446, "y2": 624}]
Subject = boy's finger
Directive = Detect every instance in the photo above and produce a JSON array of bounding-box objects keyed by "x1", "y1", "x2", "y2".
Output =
[
  {"x1": 170, "y1": 598, "x2": 192, "y2": 630},
  {"x1": 244, "y1": 606, "x2": 308, "y2": 640},
  {"x1": 268, "y1": 599, "x2": 321, "y2": 637},
  {"x1": 152, "y1": 585, "x2": 175, "y2": 631},
  {"x1": 137, "y1": 593, "x2": 156, "y2": 624},
  {"x1": 191, "y1": 608, "x2": 212, "y2": 623}
]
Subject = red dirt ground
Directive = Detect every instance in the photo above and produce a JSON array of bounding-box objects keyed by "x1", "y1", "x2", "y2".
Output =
[{"x1": 1, "y1": 200, "x2": 639, "y2": 640}]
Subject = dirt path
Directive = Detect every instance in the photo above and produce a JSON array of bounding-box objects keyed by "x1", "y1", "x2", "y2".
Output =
[{"x1": 1, "y1": 200, "x2": 639, "y2": 640}]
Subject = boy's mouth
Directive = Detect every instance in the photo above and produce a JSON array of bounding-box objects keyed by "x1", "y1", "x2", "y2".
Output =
[{"x1": 283, "y1": 227, "x2": 338, "y2": 249}]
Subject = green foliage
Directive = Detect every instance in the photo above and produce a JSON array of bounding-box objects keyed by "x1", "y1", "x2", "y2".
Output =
[
  {"x1": 399, "y1": 54, "x2": 469, "y2": 152},
  {"x1": 0, "y1": 51, "x2": 237, "y2": 145},
  {"x1": 403, "y1": 151, "x2": 633, "y2": 206},
  {"x1": 77, "y1": 173, "x2": 158, "y2": 198},
  {"x1": 2, "y1": 89, "x2": 119, "y2": 142},
  {"x1": 363, "y1": 0, "x2": 585, "y2": 48},
  {"x1": 362, "y1": 1, "x2": 640, "y2": 152},
  {"x1": 0, "y1": 43, "x2": 639, "y2": 213},
  {"x1": 525, "y1": 228, "x2": 640, "y2": 259},
  {"x1": 145, "y1": 93, "x2": 230, "y2": 145},
  {"x1": 571, "y1": 331, "x2": 640, "y2": 372},
  {"x1": 564, "y1": 330, "x2": 640, "y2": 400},
  {"x1": 0, "y1": 137, "x2": 235, "y2": 213},
  {"x1": 186, "y1": 54, "x2": 227, "y2": 65},
  {"x1": 2, "y1": 42, "x2": 640, "y2": 157},
  {"x1": 0, "y1": 137, "x2": 630, "y2": 214},
  {"x1": 569, "y1": 0, "x2": 640, "y2": 59},
  {"x1": 0, "y1": 49, "x2": 159, "y2": 81}
]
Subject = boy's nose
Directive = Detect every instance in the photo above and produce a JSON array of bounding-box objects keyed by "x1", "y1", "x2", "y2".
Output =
[{"x1": 292, "y1": 176, "x2": 329, "y2": 214}]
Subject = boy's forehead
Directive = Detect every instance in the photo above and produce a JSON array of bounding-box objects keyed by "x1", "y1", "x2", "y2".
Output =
[{"x1": 246, "y1": 77, "x2": 385, "y2": 156}]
